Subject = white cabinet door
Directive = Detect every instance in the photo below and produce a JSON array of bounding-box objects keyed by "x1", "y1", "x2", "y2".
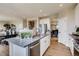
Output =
[
  {"x1": 40, "y1": 37, "x2": 46, "y2": 56},
  {"x1": 40, "y1": 35, "x2": 50, "y2": 56},
  {"x1": 46, "y1": 35, "x2": 51, "y2": 47},
  {"x1": 68, "y1": 37, "x2": 74, "y2": 55},
  {"x1": 9, "y1": 42, "x2": 28, "y2": 56},
  {"x1": 44, "y1": 36, "x2": 50, "y2": 50}
]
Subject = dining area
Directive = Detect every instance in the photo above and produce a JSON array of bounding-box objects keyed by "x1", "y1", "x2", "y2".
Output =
[
  {"x1": 0, "y1": 23, "x2": 18, "y2": 45},
  {"x1": 0, "y1": 23, "x2": 18, "y2": 56}
]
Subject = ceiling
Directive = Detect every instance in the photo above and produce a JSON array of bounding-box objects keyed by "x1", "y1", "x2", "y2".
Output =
[{"x1": 0, "y1": 3, "x2": 76, "y2": 20}]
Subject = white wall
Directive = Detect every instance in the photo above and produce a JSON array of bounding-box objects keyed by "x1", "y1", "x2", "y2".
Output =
[
  {"x1": 0, "y1": 21, "x2": 8, "y2": 29},
  {"x1": 0, "y1": 15, "x2": 23, "y2": 30},
  {"x1": 0, "y1": 20, "x2": 23, "y2": 31},
  {"x1": 75, "y1": 4, "x2": 79, "y2": 27},
  {"x1": 58, "y1": 8, "x2": 75, "y2": 33},
  {"x1": 67, "y1": 8, "x2": 75, "y2": 34},
  {"x1": 9, "y1": 20, "x2": 23, "y2": 30},
  {"x1": 0, "y1": 17, "x2": 40, "y2": 31}
]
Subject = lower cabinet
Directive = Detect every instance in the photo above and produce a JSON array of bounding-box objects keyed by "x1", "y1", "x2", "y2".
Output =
[
  {"x1": 69, "y1": 37, "x2": 74, "y2": 55},
  {"x1": 58, "y1": 33, "x2": 74, "y2": 55},
  {"x1": 9, "y1": 42, "x2": 29, "y2": 56},
  {"x1": 40, "y1": 35, "x2": 51, "y2": 56}
]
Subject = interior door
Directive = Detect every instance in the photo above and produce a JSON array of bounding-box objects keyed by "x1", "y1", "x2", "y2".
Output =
[{"x1": 57, "y1": 17, "x2": 68, "y2": 46}]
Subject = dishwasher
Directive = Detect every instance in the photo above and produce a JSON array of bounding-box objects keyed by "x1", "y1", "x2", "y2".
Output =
[{"x1": 28, "y1": 40, "x2": 40, "y2": 56}]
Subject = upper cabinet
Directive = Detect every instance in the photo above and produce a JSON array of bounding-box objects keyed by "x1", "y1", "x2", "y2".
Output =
[
  {"x1": 39, "y1": 18, "x2": 51, "y2": 30},
  {"x1": 39, "y1": 18, "x2": 51, "y2": 34}
]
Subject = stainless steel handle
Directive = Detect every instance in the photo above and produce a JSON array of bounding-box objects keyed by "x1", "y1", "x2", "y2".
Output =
[{"x1": 30, "y1": 43, "x2": 40, "y2": 49}]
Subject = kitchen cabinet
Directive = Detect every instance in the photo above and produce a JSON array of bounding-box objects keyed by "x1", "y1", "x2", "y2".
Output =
[
  {"x1": 58, "y1": 17, "x2": 69, "y2": 47},
  {"x1": 57, "y1": 17, "x2": 72, "y2": 48},
  {"x1": 7, "y1": 34, "x2": 50, "y2": 56},
  {"x1": 40, "y1": 35, "x2": 50, "y2": 56},
  {"x1": 39, "y1": 18, "x2": 51, "y2": 34},
  {"x1": 57, "y1": 11, "x2": 75, "y2": 55},
  {"x1": 58, "y1": 17, "x2": 74, "y2": 54},
  {"x1": 69, "y1": 36, "x2": 74, "y2": 55},
  {"x1": 9, "y1": 42, "x2": 29, "y2": 56},
  {"x1": 57, "y1": 11, "x2": 74, "y2": 47}
]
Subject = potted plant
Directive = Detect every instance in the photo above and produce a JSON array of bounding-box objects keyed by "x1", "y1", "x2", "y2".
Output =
[{"x1": 21, "y1": 32, "x2": 32, "y2": 39}]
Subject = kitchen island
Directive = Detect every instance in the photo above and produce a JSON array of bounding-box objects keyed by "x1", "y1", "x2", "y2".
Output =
[{"x1": 6, "y1": 34, "x2": 51, "y2": 56}]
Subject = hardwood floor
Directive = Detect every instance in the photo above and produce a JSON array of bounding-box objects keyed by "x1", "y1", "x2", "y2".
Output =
[
  {"x1": 0, "y1": 37, "x2": 72, "y2": 56},
  {"x1": 0, "y1": 45, "x2": 9, "y2": 56},
  {"x1": 44, "y1": 37, "x2": 72, "y2": 56}
]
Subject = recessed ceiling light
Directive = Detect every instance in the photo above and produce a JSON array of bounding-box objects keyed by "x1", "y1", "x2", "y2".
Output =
[{"x1": 59, "y1": 4, "x2": 63, "y2": 7}]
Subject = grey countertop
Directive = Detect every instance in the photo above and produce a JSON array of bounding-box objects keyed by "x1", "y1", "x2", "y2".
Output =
[
  {"x1": 70, "y1": 34, "x2": 79, "y2": 39},
  {"x1": 6, "y1": 34, "x2": 50, "y2": 48}
]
